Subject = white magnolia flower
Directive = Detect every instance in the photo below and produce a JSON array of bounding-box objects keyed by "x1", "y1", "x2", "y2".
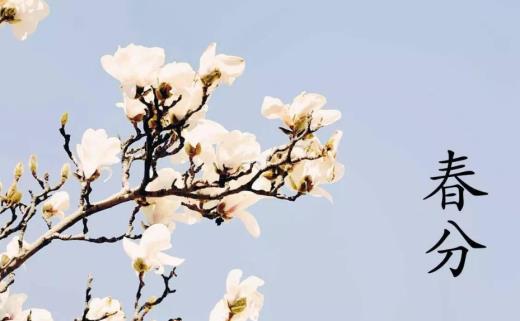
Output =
[
  {"x1": 42, "y1": 191, "x2": 69, "y2": 220},
  {"x1": 209, "y1": 269, "x2": 264, "y2": 321},
  {"x1": 273, "y1": 130, "x2": 343, "y2": 202},
  {"x1": 158, "y1": 62, "x2": 204, "y2": 123},
  {"x1": 199, "y1": 43, "x2": 245, "y2": 87},
  {"x1": 216, "y1": 131, "x2": 261, "y2": 174},
  {"x1": 143, "y1": 168, "x2": 201, "y2": 230},
  {"x1": 76, "y1": 129, "x2": 121, "y2": 180},
  {"x1": 158, "y1": 62, "x2": 196, "y2": 91},
  {"x1": 170, "y1": 119, "x2": 227, "y2": 179},
  {"x1": 286, "y1": 158, "x2": 344, "y2": 203},
  {"x1": 123, "y1": 224, "x2": 184, "y2": 274},
  {"x1": 0, "y1": 292, "x2": 53, "y2": 321},
  {"x1": 86, "y1": 297, "x2": 125, "y2": 321},
  {"x1": 0, "y1": 236, "x2": 29, "y2": 267},
  {"x1": 261, "y1": 92, "x2": 341, "y2": 131},
  {"x1": 1, "y1": 0, "x2": 49, "y2": 40},
  {"x1": 101, "y1": 44, "x2": 165, "y2": 97},
  {"x1": 116, "y1": 95, "x2": 147, "y2": 122},
  {"x1": 323, "y1": 130, "x2": 342, "y2": 158},
  {"x1": 217, "y1": 192, "x2": 262, "y2": 238}
]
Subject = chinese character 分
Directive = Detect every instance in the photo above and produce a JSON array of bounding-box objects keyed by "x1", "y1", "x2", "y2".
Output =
[{"x1": 426, "y1": 220, "x2": 486, "y2": 277}]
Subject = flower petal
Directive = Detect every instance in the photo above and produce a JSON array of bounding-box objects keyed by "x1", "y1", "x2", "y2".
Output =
[
  {"x1": 140, "y1": 224, "x2": 172, "y2": 253},
  {"x1": 261, "y1": 96, "x2": 286, "y2": 120},
  {"x1": 226, "y1": 269, "x2": 243, "y2": 293},
  {"x1": 122, "y1": 238, "x2": 141, "y2": 260},
  {"x1": 209, "y1": 299, "x2": 230, "y2": 321},
  {"x1": 235, "y1": 211, "x2": 261, "y2": 238},
  {"x1": 156, "y1": 252, "x2": 185, "y2": 268},
  {"x1": 312, "y1": 109, "x2": 341, "y2": 127}
]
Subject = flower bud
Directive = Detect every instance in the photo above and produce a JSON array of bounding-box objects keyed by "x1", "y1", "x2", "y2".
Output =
[
  {"x1": 156, "y1": 82, "x2": 172, "y2": 101},
  {"x1": 13, "y1": 162, "x2": 23, "y2": 181},
  {"x1": 29, "y1": 155, "x2": 38, "y2": 175},
  {"x1": 146, "y1": 296, "x2": 157, "y2": 305},
  {"x1": 263, "y1": 170, "x2": 274, "y2": 180},
  {"x1": 184, "y1": 143, "x2": 202, "y2": 158},
  {"x1": 60, "y1": 112, "x2": 68, "y2": 127},
  {"x1": 0, "y1": 254, "x2": 9, "y2": 268},
  {"x1": 6, "y1": 183, "x2": 21, "y2": 205},
  {"x1": 60, "y1": 163, "x2": 70, "y2": 182}
]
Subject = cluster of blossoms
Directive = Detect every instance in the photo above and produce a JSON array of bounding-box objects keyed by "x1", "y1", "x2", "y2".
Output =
[
  {"x1": 0, "y1": 42, "x2": 343, "y2": 321},
  {"x1": 0, "y1": 0, "x2": 48, "y2": 40}
]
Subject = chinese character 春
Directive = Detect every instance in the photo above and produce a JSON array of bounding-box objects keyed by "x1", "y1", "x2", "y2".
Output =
[{"x1": 424, "y1": 150, "x2": 487, "y2": 210}]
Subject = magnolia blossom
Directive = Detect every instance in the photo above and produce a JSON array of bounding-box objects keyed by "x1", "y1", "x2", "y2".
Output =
[
  {"x1": 101, "y1": 44, "x2": 165, "y2": 97},
  {"x1": 143, "y1": 168, "x2": 201, "y2": 230},
  {"x1": 86, "y1": 297, "x2": 125, "y2": 321},
  {"x1": 215, "y1": 131, "x2": 261, "y2": 174},
  {"x1": 116, "y1": 95, "x2": 147, "y2": 122},
  {"x1": 261, "y1": 92, "x2": 341, "y2": 132},
  {"x1": 123, "y1": 224, "x2": 184, "y2": 274},
  {"x1": 287, "y1": 159, "x2": 343, "y2": 204},
  {"x1": 209, "y1": 269, "x2": 264, "y2": 321},
  {"x1": 42, "y1": 191, "x2": 69, "y2": 220},
  {"x1": 170, "y1": 119, "x2": 227, "y2": 179},
  {"x1": 199, "y1": 43, "x2": 245, "y2": 87},
  {"x1": 172, "y1": 124, "x2": 261, "y2": 184},
  {"x1": 0, "y1": 236, "x2": 28, "y2": 267},
  {"x1": 217, "y1": 192, "x2": 262, "y2": 238},
  {"x1": 76, "y1": 129, "x2": 121, "y2": 180},
  {"x1": 0, "y1": 292, "x2": 53, "y2": 321},
  {"x1": 158, "y1": 61, "x2": 204, "y2": 124},
  {"x1": 1, "y1": 0, "x2": 49, "y2": 40}
]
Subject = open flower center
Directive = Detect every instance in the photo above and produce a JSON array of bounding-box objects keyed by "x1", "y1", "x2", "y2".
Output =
[
  {"x1": 133, "y1": 257, "x2": 150, "y2": 273},
  {"x1": 229, "y1": 297, "x2": 247, "y2": 315},
  {"x1": 201, "y1": 69, "x2": 222, "y2": 87}
]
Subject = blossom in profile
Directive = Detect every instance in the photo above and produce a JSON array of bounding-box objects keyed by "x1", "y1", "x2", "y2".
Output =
[
  {"x1": 157, "y1": 61, "x2": 204, "y2": 124},
  {"x1": 1, "y1": 0, "x2": 49, "y2": 40},
  {"x1": 215, "y1": 130, "x2": 261, "y2": 174},
  {"x1": 217, "y1": 192, "x2": 262, "y2": 238},
  {"x1": 86, "y1": 297, "x2": 125, "y2": 321},
  {"x1": 123, "y1": 224, "x2": 184, "y2": 274},
  {"x1": 209, "y1": 269, "x2": 264, "y2": 321},
  {"x1": 199, "y1": 43, "x2": 245, "y2": 88},
  {"x1": 0, "y1": 291, "x2": 53, "y2": 321},
  {"x1": 261, "y1": 92, "x2": 341, "y2": 132},
  {"x1": 170, "y1": 119, "x2": 227, "y2": 181},
  {"x1": 143, "y1": 168, "x2": 201, "y2": 230},
  {"x1": 0, "y1": 236, "x2": 29, "y2": 267},
  {"x1": 116, "y1": 95, "x2": 147, "y2": 122},
  {"x1": 42, "y1": 191, "x2": 69, "y2": 220},
  {"x1": 101, "y1": 44, "x2": 165, "y2": 97},
  {"x1": 76, "y1": 129, "x2": 121, "y2": 181},
  {"x1": 286, "y1": 133, "x2": 344, "y2": 203}
]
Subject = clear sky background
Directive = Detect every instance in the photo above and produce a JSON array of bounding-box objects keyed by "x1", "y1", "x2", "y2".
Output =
[{"x1": 1, "y1": 0, "x2": 520, "y2": 320}]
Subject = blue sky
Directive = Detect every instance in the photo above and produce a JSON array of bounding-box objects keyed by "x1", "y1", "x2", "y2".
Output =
[{"x1": 1, "y1": 0, "x2": 520, "y2": 320}]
